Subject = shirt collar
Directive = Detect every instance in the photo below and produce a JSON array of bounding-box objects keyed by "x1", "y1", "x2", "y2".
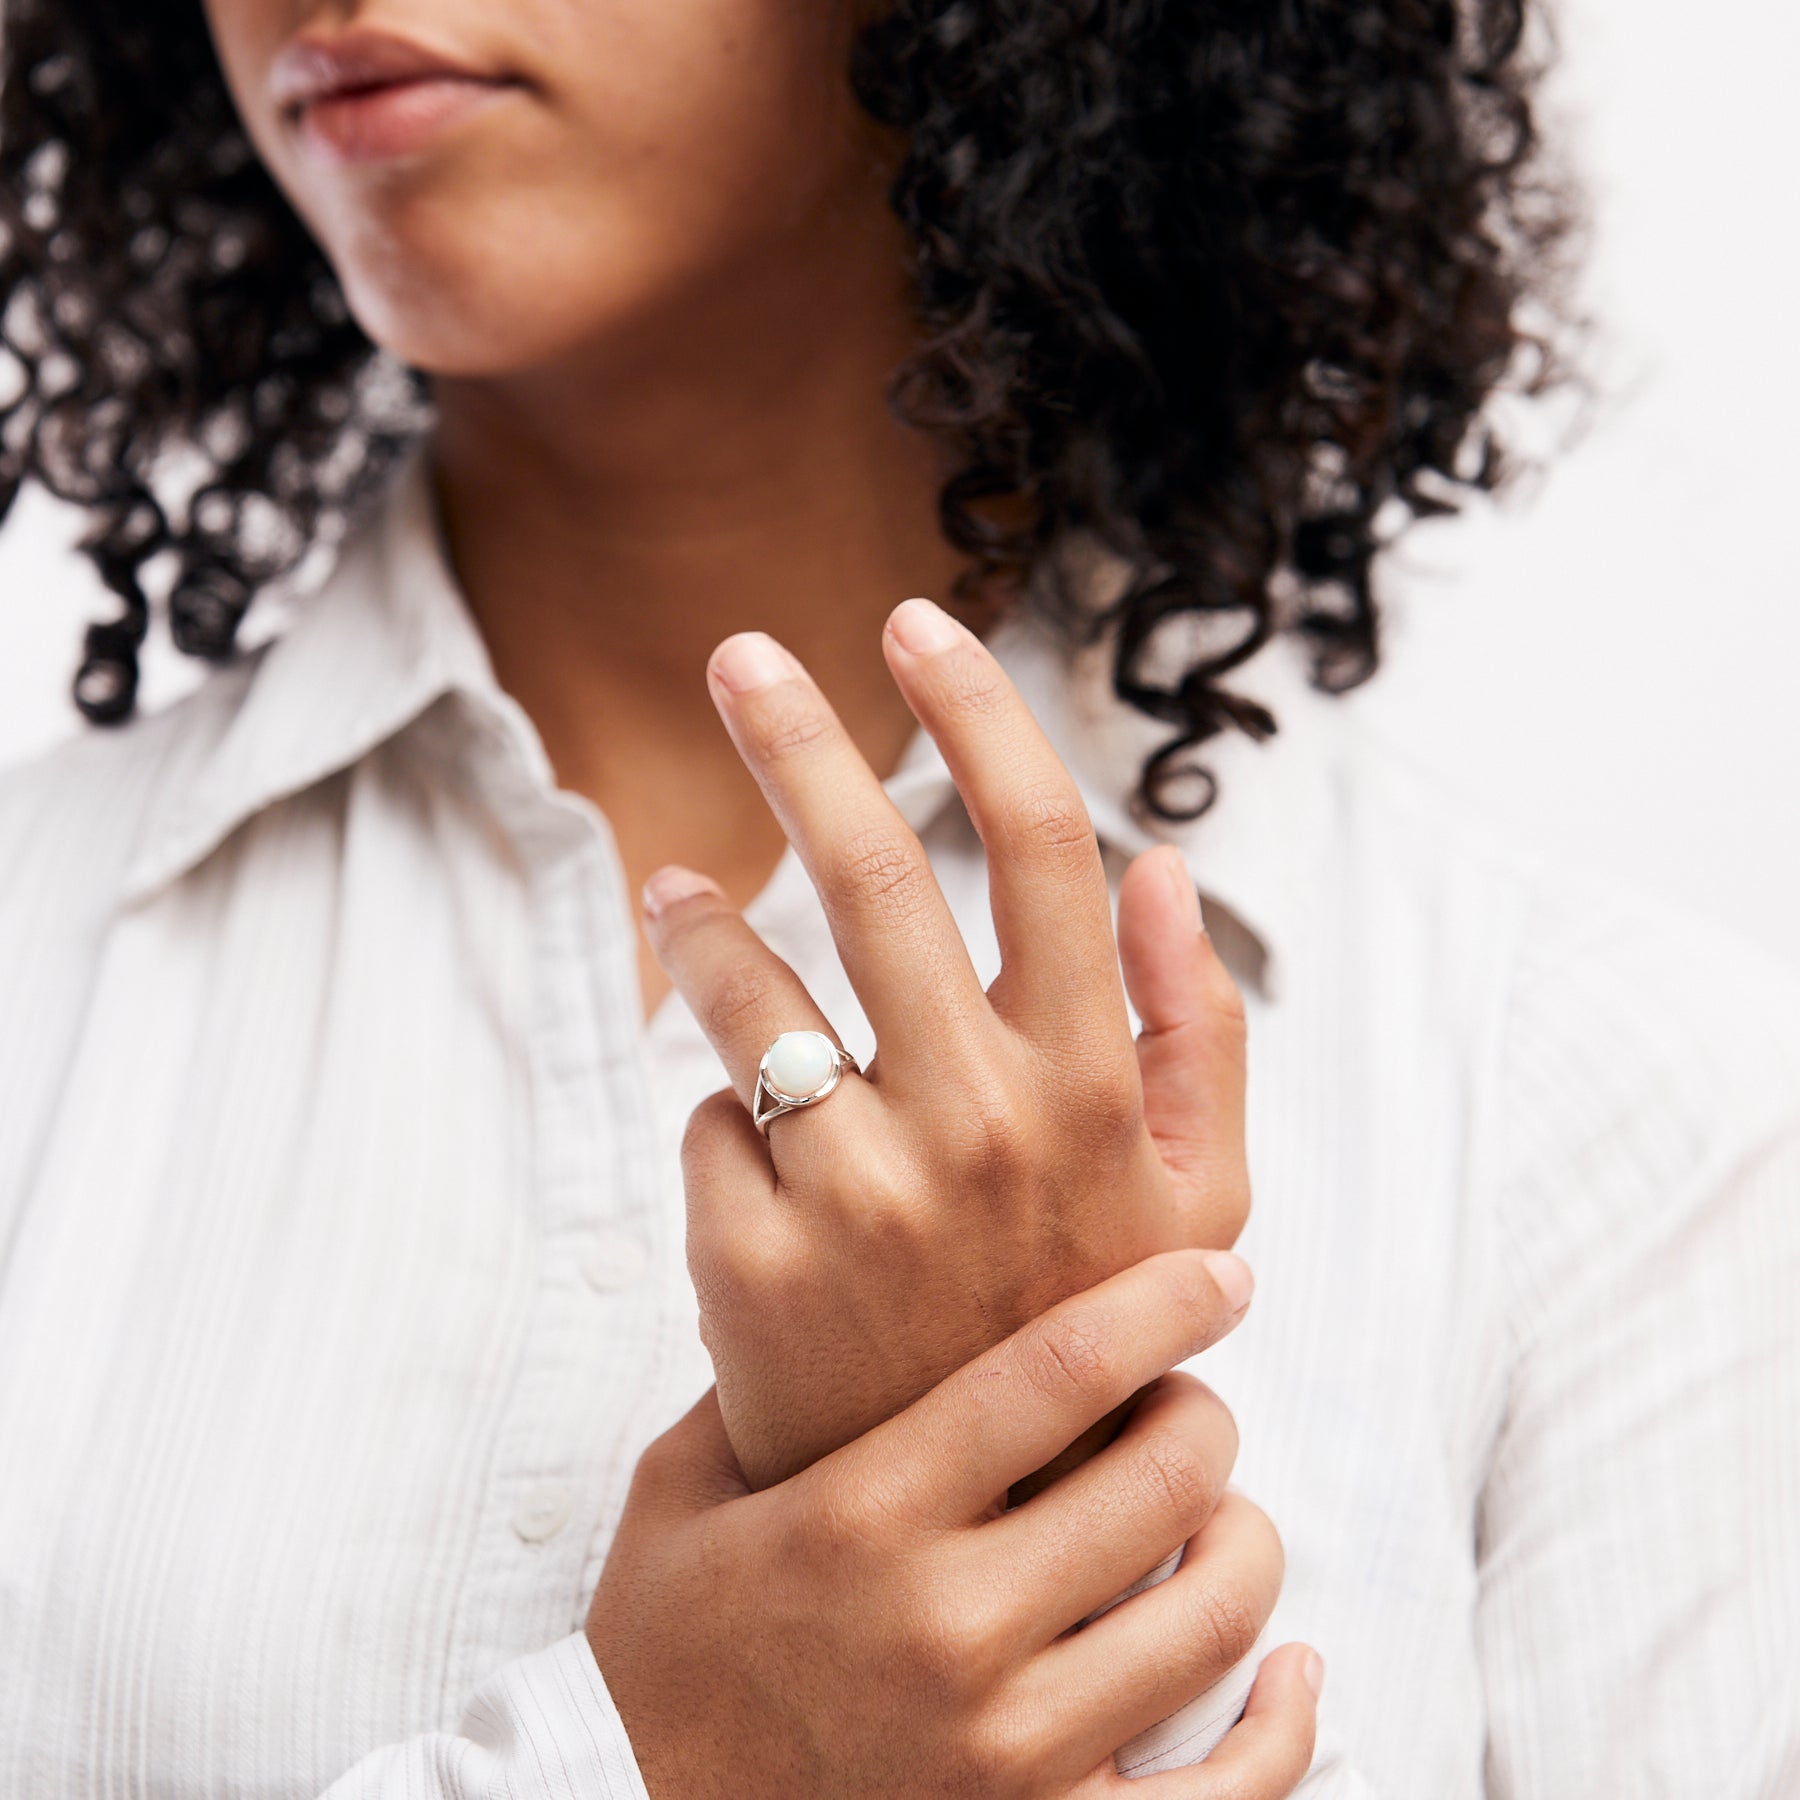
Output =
[
  {"x1": 124, "y1": 454, "x2": 1336, "y2": 996},
  {"x1": 122, "y1": 455, "x2": 495, "y2": 907}
]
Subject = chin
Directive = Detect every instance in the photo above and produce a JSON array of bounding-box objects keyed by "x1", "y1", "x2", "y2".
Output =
[
  {"x1": 337, "y1": 264, "x2": 548, "y2": 378},
  {"x1": 322, "y1": 206, "x2": 637, "y2": 379}
]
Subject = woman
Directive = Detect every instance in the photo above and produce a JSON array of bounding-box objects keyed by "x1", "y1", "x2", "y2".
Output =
[{"x1": 2, "y1": 2, "x2": 1796, "y2": 1797}]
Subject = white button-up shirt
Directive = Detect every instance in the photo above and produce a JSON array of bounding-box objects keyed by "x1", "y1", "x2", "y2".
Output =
[{"x1": 2, "y1": 457, "x2": 1797, "y2": 1799}]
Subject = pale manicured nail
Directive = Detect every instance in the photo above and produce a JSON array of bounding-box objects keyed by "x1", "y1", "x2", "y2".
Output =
[
  {"x1": 887, "y1": 596, "x2": 966, "y2": 657},
  {"x1": 1303, "y1": 1650, "x2": 1327, "y2": 1700},
  {"x1": 1201, "y1": 1249, "x2": 1255, "y2": 1315},
  {"x1": 642, "y1": 866, "x2": 723, "y2": 920},
  {"x1": 710, "y1": 632, "x2": 802, "y2": 694}
]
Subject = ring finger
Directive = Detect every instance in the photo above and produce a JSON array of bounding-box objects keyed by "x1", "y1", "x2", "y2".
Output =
[
  {"x1": 1017, "y1": 1490, "x2": 1285, "y2": 1784},
  {"x1": 982, "y1": 1370, "x2": 1239, "y2": 1643},
  {"x1": 643, "y1": 866, "x2": 861, "y2": 1139}
]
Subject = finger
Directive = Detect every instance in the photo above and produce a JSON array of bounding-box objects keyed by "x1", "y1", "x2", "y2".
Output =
[
  {"x1": 706, "y1": 630, "x2": 988, "y2": 1058},
  {"x1": 1118, "y1": 1643, "x2": 1322, "y2": 1797},
  {"x1": 1116, "y1": 848, "x2": 1250, "y2": 1224},
  {"x1": 1022, "y1": 1490, "x2": 1286, "y2": 1781},
  {"x1": 983, "y1": 1371, "x2": 1238, "y2": 1642},
  {"x1": 843, "y1": 1248, "x2": 1254, "y2": 1528},
  {"x1": 621, "y1": 1387, "x2": 751, "y2": 1522},
  {"x1": 642, "y1": 865, "x2": 841, "y2": 1110},
  {"x1": 679, "y1": 1086, "x2": 782, "y2": 1298},
  {"x1": 881, "y1": 598, "x2": 1124, "y2": 1039}
]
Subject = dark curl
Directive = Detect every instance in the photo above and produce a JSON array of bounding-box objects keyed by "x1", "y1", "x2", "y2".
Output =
[{"x1": 0, "y1": 0, "x2": 1573, "y2": 816}]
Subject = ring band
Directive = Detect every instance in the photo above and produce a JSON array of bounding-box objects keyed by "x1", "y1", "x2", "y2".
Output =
[{"x1": 752, "y1": 1031, "x2": 861, "y2": 1135}]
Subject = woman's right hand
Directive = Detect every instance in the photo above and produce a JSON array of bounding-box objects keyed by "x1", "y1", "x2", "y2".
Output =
[
  {"x1": 588, "y1": 1252, "x2": 1321, "y2": 1799},
  {"x1": 650, "y1": 601, "x2": 1254, "y2": 1496}
]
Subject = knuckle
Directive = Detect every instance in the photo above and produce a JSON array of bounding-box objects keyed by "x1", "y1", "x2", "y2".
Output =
[
  {"x1": 804, "y1": 1456, "x2": 911, "y2": 1558},
  {"x1": 1009, "y1": 782, "x2": 1098, "y2": 861},
  {"x1": 804, "y1": 1463, "x2": 868, "y2": 1546},
  {"x1": 678, "y1": 1089, "x2": 748, "y2": 1178},
  {"x1": 626, "y1": 1423, "x2": 686, "y2": 1504},
  {"x1": 693, "y1": 959, "x2": 782, "y2": 1041},
  {"x1": 692, "y1": 1216, "x2": 785, "y2": 1301},
  {"x1": 1182, "y1": 1573, "x2": 1265, "y2": 1675},
  {"x1": 822, "y1": 1130, "x2": 914, "y2": 1216},
  {"x1": 752, "y1": 699, "x2": 834, "y2": 764},
  {"x1": 1020, "y1": 1307, "x2": 1117, "y2": 1406},
  {"x1": 910, "y1": 1585, "x2": 1011, "y2": 1690},
  {"x1": 932, "y1": 646, "x2": 1011, "y2": 719},
  {"x1": 1040, "y1": 1039, "x2": 1142, "y2": 1149},
  {"x1": 627, "y1": 1429, "x2": 672, "y2": 1489},
  {"x1": 1084, "y1": 1062, "x2": 1145, "y2": 1143},
  {"x1": 688, "y1": 1219, "x2": 799, "y2": 1328},
  {"x1": 951, "y1": 1075, "x2": 1035, "y2": 1183},
  {"x1": 1132, "y1": 1430, "x2": 1217, "y2": 1528},
  {"x1": 854, "y1": 1184, "x2": 937, "y2": 1258},
  {"x1": 958, "y1": 1697, "x2": 1043, "y2": 1792},
  {"x1": 832, "y1": 825, "x2": 932, "y2": 923}
]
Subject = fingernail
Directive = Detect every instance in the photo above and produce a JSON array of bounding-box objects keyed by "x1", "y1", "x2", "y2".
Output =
[
  {"x1": 710, "y1": 632, "x2": 802, "y2": 694},
  {"x1": 887, "y1": 596, "x2": 965, "y2": 657},
  {"x1": 1161, "y1": 846, "x2": 1201, "y2": 931},
  {"x1": 642, "y1": 865, "x2": 723, "y2": 919},
  {"x1": 1303, "y1": 1650, "x2": 1326, "y2": 1699},
  {"x1": 1200, "y1": 1250, "x2": 1254, "y2": 1315}
]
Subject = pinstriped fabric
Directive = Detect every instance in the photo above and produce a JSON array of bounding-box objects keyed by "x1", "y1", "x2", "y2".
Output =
[{"x1": 1, "y1": 453, "x2": 1797, "y2": 1797}]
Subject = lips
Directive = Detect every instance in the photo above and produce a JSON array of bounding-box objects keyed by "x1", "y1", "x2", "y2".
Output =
[{"x1": 270, "y1": 29, "x2": 522, "y2": 164}]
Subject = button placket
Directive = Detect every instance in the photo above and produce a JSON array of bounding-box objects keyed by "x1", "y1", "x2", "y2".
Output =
[
  {"x1": 580, "y1": 1229, "x2": 651, "y2": 1294},
  {"x1": 439, "y1": 721, "x2": 679, "y2": 1695},
  {"x1": 511, "y1": 1480, "x2": 576, "y2": 1544}
]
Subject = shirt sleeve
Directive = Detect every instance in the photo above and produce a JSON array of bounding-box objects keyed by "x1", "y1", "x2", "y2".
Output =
[
  {"x1": 1115, "y1": 1601, "x2": 1383, "y2": 1793},
  {"x1": 1101, "y1": 1551, "x2": 1262, "y2": 1775},
  {"x1": 1476, "y1": 882, "x2": 1800, "y2": 1798},
  {"x1": 318, "y1": 1634, "x2": 650, "y2": 1800},
  {"x1": 334, "y1": 900, "x2": 1799, "y2": 1800}
]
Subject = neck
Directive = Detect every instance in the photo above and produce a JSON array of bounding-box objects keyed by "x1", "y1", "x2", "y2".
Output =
[{"x1": 427, "y1": 209, "x2": 973, "y2": 984}]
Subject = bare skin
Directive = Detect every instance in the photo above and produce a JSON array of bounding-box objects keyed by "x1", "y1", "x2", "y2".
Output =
[
  {"x1": 428, "y1": 312, "x2": 973, "y2": 1013},
  {"x1": 202, "y1": 0, "x2": 1322, "y2": 1790},
  {"x1": 593, "y1": 1257, "x2": 1321, "y2": 1799},
  {"x1": 207, "y1": 0, "x2": 970, "y2": 1011},
  {"x1": 647, "y1": 605, "x2": 1254, "y2": 1494}
]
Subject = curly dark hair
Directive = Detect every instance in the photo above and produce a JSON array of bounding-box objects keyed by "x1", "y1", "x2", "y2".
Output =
[{"x1": 0, "y1": 0, "x2": 1573, "y2": 818}]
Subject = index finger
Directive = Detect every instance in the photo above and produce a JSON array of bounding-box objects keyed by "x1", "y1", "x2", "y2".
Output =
[{"x1": 837, "y1": 1248, "x2": 1255, "y2": 1529}]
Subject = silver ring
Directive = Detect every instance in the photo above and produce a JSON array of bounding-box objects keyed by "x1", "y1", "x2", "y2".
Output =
[{"x1": 752, "y1": 1031, "x2": 861, "y2": 1136}]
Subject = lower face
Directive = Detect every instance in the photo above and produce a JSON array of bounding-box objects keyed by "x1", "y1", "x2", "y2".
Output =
[{"x1": 203, "y1": 0, "x2": 897, "y2": 378}]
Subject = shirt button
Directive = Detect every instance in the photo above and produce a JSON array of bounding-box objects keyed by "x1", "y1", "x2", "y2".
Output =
[
  {"x1": 512, "y1": 1481, "x2": 574, "y2": 1544},
  {"x1": 580, "y1": 1230, "x2": 651, "y2": 1293}
]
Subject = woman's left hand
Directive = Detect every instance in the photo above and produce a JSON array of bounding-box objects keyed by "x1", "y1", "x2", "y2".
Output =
[{"x1": 646, "y1": 597, "x2": 1253, "y2": 1493}]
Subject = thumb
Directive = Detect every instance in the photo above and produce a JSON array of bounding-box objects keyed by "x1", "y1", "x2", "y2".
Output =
[{"x1": 1117, "y1": 846, "x2": 1251, "y2": 1232}]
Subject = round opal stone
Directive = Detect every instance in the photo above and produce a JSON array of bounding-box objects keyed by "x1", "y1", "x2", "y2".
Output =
[{"x1": 765, "y1": 1031, "x2": 837, "y2": 1099}]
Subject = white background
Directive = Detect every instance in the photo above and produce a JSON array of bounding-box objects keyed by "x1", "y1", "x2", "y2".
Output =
[{"x1": 2, "y1": 0, "x2": 1796, "y2": 966}]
